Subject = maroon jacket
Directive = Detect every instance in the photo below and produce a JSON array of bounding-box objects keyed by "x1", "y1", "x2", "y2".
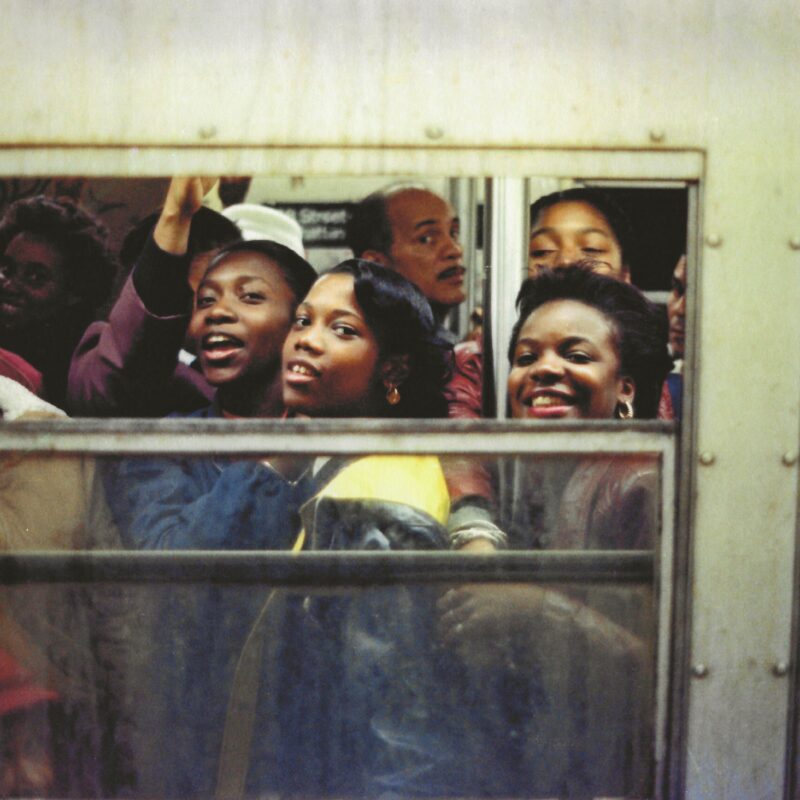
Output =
[{"x1": 67, "y1": 237, "x2": 213, "y2": 417}]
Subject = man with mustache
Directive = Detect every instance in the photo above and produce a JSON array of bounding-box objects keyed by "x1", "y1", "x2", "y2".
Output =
[
  {"x1": 347, "y1": 187, "x2": 506, "y2": 551},
  {"x1": 346, "y1": 186, "x2": 466, "y2": 333}
]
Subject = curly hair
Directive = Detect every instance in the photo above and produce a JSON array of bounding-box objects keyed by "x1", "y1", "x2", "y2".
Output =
[
  {"x1": 529, "y1": 187, "x2": 638, "y2": 274},
  {"x1": 508, "y1": 264, "x2": 672, "y2": 418},
  {"x1": 0, "y1": 195, "x2": 117, "y2": 315},
  {"x1": 327, "y1": 259, "x2": 452, "y2": 418}
]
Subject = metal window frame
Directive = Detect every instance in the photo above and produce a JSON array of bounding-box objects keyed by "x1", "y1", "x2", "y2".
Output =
[
  {"x1": 0, "y1": 146, "x2": 701, "y2": 798},
  {"x1": 1, "y1": 419, "x2": 676, "y2": 797},
  {"x1": 0, "y1": 417, "x2": 673, "y2": 454}
]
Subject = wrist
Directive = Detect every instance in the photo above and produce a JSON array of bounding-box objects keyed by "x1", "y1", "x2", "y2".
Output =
[{"x1": 153, "y1": 211, "x2": 192, "y2": 255}]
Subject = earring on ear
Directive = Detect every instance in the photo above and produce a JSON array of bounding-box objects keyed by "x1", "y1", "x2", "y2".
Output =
[
  {"x1": 386, "y1": 385, "x2": 401, "y2": 406},
  {"x1": 617, "y1": 400, "x2": 634, "y2": 420}
]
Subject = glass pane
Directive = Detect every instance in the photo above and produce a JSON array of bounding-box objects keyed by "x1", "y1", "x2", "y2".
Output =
[
  {"x1": 2, "y1": 578, "x2": 654, "y2": 798},
  {"x1": 0, "y1": 448, "x2": 662, "y2": 798}
]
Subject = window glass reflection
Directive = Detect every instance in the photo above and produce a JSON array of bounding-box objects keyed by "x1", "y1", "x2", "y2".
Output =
[{"x1": 0, "y1": 449, "x2": 659, "y2": 798}]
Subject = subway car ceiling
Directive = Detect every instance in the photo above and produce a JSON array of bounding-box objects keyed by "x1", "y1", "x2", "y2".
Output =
[{"x1": 1, "y1": 1, "x2": 799, "y2": 799}]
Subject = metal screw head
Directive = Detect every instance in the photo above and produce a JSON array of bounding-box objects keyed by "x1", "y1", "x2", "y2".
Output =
[
  {"x1": 772, "y1": 661, "x2": 790, "y2": 677},
  {"x1": 198, "y1": 125, "x2": 218, "y2": 140},
  {"x1": 649, "y1": 129, "x2": 665, "y2": 143},
  {"x1": 699, "y1": 452, "x2": 715, "y2": 466},
  {"x1": 783, "y1": 452, "x2": 798, "y2": 467},
  {"x1": 789, "y1": 237, "x2": 800, "y2": 251},
  {"x1": 691, "y1": 663, "x2": 709, "y2": 678},
  {"x1": 705, "y1": 233, "x2": 722, "y2": 248},
  {"x1": 424, "y1": 126, "x2": 444, "y2": 140}
]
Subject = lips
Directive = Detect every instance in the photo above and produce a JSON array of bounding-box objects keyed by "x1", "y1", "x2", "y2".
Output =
[
  {"x1": 200, "y1": 332, "x2": 244, "y2": 363},
  {"x1": 284, "y1": 358, "x2": 321, "y2": 386},
  {"x1": 0, "y1": 290, "x2": 24, "y2": 312},
  {"x1": 520, "y1": 389, "x2": 576, "y2": 419},
  {"x1": 437, "y1": 265, "x2": 465, "y2": 283}
]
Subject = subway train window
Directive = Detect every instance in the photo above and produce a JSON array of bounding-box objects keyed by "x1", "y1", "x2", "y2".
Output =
[
  {"x1": 0, "y1": 171, "x2": 682, "y2": 798},
  {"x1": 0, "y1": 424, "x2": 673, "y2": 799}
]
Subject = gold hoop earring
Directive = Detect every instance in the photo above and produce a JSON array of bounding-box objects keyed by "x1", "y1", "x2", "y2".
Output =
[
  {"x1": 386, "y1": 385, "x2": 401, "y2": 406},
  {"x1": 617, "y1": 400, "x2": 634, "y2": 420}
]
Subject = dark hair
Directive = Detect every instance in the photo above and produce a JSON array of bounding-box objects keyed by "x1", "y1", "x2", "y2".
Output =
[
  {"x1": 0, "y1": 195, "x2": 117, "y2": 314},
  {"x1": 119, "y1": 206, "x2": 242, "y2": 270},
  {"x1": 204, "y1": 239, "x2": 317, "y2": 305},
  {"x1": 345, "y1": 183, "x2": 428, "y2": 258},
  {"x1": 327, "y1": 259, "x2": 452, "y2": 418},
  {"x1": 508, "y1": 264, "x2": 672, "y2": 418},
  {"x1": 529, "y1": 187, "x2": 637, "y2": 273}
]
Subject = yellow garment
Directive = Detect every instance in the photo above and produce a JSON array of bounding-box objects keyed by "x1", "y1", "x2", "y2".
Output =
[{"x1": 310, "y1": 455, "x2": 450, "y2": 525}]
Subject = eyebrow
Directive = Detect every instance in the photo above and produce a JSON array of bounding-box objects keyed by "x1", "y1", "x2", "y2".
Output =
[
  {"x1": 413, "y1": 216, "x2": 460, "y2": 231},
  {"x1": 530, "y1": 226, "x2": 611, "y2": 238},
  {"x1": 202, "y1": 272, "x2": 269, "y2": 286},
  {"x1": 515, "y1": 335, "x2": 593, "y2": 349},
  {"x1": 297, "y1": 301, "x2": 363, "y2": 319},
  {"x1": 5, "y1": 256, "x2": 50, "y2": 269},
  {"x1": 330, "y1": 307, "x2": 362, "y2": 318}
]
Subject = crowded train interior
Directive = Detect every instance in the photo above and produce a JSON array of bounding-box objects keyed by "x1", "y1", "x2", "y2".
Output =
[{"x1": 0, "y1": 2, "x2": 797, "y2": 799}]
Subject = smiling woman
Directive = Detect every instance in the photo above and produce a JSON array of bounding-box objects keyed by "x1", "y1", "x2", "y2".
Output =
[
  {"x1": 508, "y1": 264, "x2": 671, "y2": 420},
  {"x1": 0, "y1": 196, "x2": 117, "y2": 406},
  {"x1": 283, "y1": 259, "x2": 452, "y2": 419},
  {"x1": 437, "y1": 266, "x2": 672, "y2": 795}
]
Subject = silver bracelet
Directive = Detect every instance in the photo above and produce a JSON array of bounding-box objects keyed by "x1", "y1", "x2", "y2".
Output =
[{"x1": 449, "y1": 523, "x2": 508, "y2": 550}]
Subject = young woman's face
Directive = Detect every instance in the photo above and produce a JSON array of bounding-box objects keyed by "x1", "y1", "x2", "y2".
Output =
[
  {"x1": 0, "y1": 232, "x2": 71, "y2": 332},
  {"x1": 507, "y1": 299, "x2": 635, "y2": 420},
  {"x1": 282, "y1": 273, "x2": 383, "y2": 417},
  {"x1": 528, "y1": 201, "x2": 628, "y2": 281},
  {"x1": 188, "y1": 252, "x2": 295, "y2": 387}
]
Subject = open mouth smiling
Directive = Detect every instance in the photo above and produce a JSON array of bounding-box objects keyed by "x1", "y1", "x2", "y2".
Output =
[
  {"x1": 524, "y1": 390, "x2": 575, "y2": 408},
  {"x1": 519, "y1": 389, "x2": 577, "y2": 418},
  {"x1": 201, "y1": 333, "x2": 244, "y2": 362},
  {"x1": 285, "y1": 359, "x2": 321, "y2": 384}
]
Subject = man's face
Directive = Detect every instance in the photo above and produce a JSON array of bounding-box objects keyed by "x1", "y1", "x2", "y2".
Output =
[
  {"x1": 667, "y1": 255, "x2": 687, "y2": 358},
  {"x1": 380, "y1": 189, "x2": 466, "y2": 309}
]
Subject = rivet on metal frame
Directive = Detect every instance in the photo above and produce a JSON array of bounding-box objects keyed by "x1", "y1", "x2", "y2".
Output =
[
  {"x1": 699, "y1": 452, "x2": 715, "y2": 466},
  {"x1": 782, "y1": 452, "x2": 798, "y2": 467},
  {"x1": 691, "y1": 663, "x2": 709, "y2": 679},
  {"x1": 705, "y1": 233, "x2": 722, "y2": 248},
  {"x1": 772, "y1": 661, "x2": 790, "y2": 677}
]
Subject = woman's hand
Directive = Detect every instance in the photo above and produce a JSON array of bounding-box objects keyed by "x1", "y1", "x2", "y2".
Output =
[{"x1": 437, "y1": 583, "x2": 547, "y2": 669}]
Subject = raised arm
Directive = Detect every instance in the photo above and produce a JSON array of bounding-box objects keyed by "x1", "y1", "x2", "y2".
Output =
[{"x1": 66, "y1": 178, "x2": 218, "y2": 417}]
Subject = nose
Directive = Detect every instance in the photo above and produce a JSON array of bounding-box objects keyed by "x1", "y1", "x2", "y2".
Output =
[
  {"x1": 201, "y1": 296, "x2": 237, "y2": 324},
  {"x1": 554, "y1": 244, "x2": 580, "y2": 267},
  {"x1": 530, "y1": 350, "x2": 564, "y2": 382},
  {"x1": 443, "y1": 232, "x2": 463, "y2": 260},
  {"x1": 293, "y1": 321, "x2": 324, "y2": 353}
]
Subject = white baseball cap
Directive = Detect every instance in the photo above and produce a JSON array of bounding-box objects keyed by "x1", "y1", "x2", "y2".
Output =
[{"x1": 222, "y1": 204, "x2": 305, "y2": 256}]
